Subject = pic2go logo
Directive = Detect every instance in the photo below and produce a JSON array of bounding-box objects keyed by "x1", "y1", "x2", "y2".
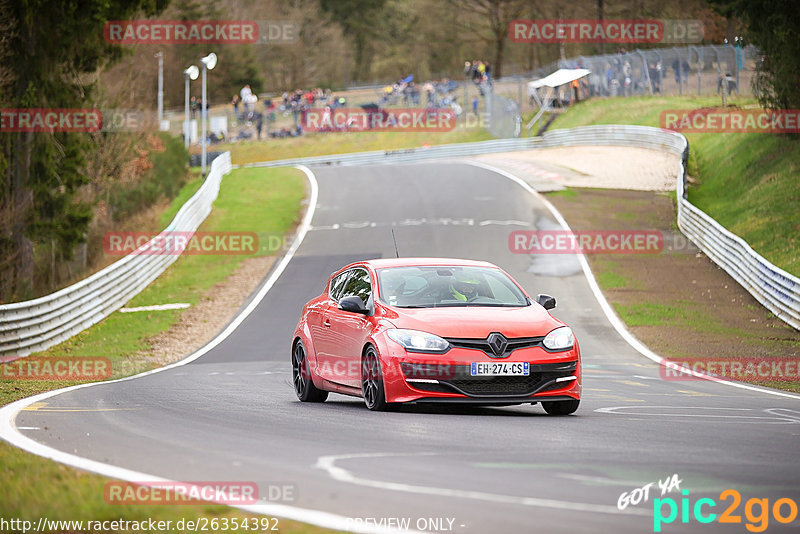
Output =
[{"x1": 653, "y1": 490, "x2": 799, "y2": 532}]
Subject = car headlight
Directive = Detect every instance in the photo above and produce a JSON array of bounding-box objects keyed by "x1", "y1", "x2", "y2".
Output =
[
  {"x1": 387, "y1": 329, "x2": 450, "y2": 353},
  {"x1": 543, "y1": 326, "x2": 574, "y2": 351}
]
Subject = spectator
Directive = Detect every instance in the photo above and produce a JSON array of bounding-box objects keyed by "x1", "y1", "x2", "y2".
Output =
[
  {"x1": 231, "y1": 95, "x2": 239, "y2": 118},
  {"x1": 190, "y1": 96, "x2": 199, "y2": 119},
  {"x1": 255, "y1": 112, "x2": 263, "y2": 140},
  {"x1": 423, "y1": 82, "x2": 435, "y2": 105},
  {"x1": 240, "y1": 84, "x2": 253, "y2": 103}
]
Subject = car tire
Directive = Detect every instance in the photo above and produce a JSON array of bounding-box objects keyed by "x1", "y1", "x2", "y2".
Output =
[
  {"x1": 292, "y1": 341, "x2": 328, "y2": 402},
  {"x1": 541, "y1": 399, "x2": 580, "y2": 415},
  {"x1": 362, "y1": 346, "x2": 392, "y2": 411}
]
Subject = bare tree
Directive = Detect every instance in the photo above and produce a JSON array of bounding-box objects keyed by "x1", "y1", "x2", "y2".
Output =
[{"x1": 453, "y1": 0, "x2": 528, "y2": 79}]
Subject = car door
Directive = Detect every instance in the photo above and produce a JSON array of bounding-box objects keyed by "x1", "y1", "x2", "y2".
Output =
[
  {"x1": 325, "y1": 268, "x2": 373, "y2": 388},
  {"x1": 311, "y1": 270, "x2": 351, "y2": 382}
]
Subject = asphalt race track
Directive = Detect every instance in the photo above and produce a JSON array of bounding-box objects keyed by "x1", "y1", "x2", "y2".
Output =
[{"x1": 11, "y1": 163, "x2": 800, "y2": 533}]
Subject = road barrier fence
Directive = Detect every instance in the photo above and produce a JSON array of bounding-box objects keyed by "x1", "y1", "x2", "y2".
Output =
[
  {"x1": 0, "y1": 152, "x2": 233, "y2": 359},
  {"x1": 3, "y1": 125, "x2": 796, "y2": 359}
]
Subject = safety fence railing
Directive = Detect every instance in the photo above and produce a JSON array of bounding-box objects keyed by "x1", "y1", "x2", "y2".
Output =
[
  {"x1": 0, "y1": 152, "x2": 233, "y2": 359},
  {"x1": 3, "y1": 124, "x2": 796, "y2": 360},
  {"x1": 240, "y1": 125, "x2": 799, "y2": 330}
]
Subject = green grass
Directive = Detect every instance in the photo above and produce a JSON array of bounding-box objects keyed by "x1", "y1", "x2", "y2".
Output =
[
  {"x1": 545, "y1": 188, "x2": 577, "y2": 200},
  {"x1": 2, "y1": 439, "x2": 330, "y2": 533},
  {"x1": 219, "y1": 128, "x2": 493, "y2": 165},
  {"x1": 614, "y1": 301, "x2": 697, "y2": 328},
  {"x1": 0, "y1": 165, "x2": 336, "y2": 533},
  {"x1": 548, "y1": 95, "x2": 800, "y2": 276},
  {"x1": 595, "y1": 270, "x2": 630, "y2": 289},
  {"x1": 13, "y1": 166, "x2": 305, "y2": 378}
]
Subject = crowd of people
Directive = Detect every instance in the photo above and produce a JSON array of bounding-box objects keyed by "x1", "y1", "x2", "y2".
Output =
[
  {"x1": 223, "y1": 63, "x2": 492, "y2": 142},
  {"x1": 378, "y1": 76, "x2": 461, "y2": 111}
]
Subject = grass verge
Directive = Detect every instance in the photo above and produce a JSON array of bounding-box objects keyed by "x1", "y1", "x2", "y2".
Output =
[
  {"x1": 1, "y1": 166, "x2": 338, "y2": 533},
  {"x1": 547, "y1": 187, "x2": 799, "y2": 393},
  {"x1": 218, "y1": 127, "x2": 493, "y2": 165},
  {"x1": 548, "y1": 95, "x2": 800, "y2": 276}
]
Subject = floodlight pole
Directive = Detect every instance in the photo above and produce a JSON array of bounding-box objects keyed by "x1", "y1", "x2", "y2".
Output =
[
  {"x1": 184, "y1": 73, "x2": 191, "y2": 149},
  {"x1": 156, "y1": 52, "x2": 164, "y2": 124},
  {"x1": 201, "y1": 63, "x2": 208, "y2": 176},
  {"x1": 183, "y1": 66, "x2": 198, "y2": 149},
  {"x1": 200, "y1": 53, "x2": 217, "y2": 177}
]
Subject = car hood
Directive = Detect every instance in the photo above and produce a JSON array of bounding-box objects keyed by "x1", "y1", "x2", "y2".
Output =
[{"x1": 386, "y1": 305, "x2": 561, "y2": 339}]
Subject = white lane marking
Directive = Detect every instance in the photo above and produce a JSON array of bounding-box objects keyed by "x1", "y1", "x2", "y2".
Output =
[
  {"x1": 632, "y1": 375, "x2": 660, "y2": 380},
  {"x1": 765, "y1": 408, "x2": 800, "y2": 422},
  {"x1": 558, "y1": 474, "x2": 648, "y2": 486},
  {"x1": 0, "y1": 166, "x2": 402, "y2": 534},
  {"x1": 463, "y1": 160, "x2": 800, "y2": 402},
  {"x1": 596, "y1": 405, "x2": 799, "y2": 423},
  {"x1": 119, "y1": 303, "x2": 191, "y2": 313},
  {"x1": 311, "y1": 218, "x2": 530, "y2": 230},
  {"x1": 16, "y1": 427, "x2": 40, "y2": 430},
  {"x1": 315, "y1": 453, "x2": 649, "y2": 517},
  {"x1": 478, "y1": 219, "x2": 530, "y2": 226}
]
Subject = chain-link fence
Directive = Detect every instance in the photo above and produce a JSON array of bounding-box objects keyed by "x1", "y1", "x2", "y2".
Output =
[
  {"x1": 483, "y1": 44, "x2": 760, "y2": 137},
  {"x1": 535, "y1": 44, "x2": 758, "y2": 99},
  {"x1": 485, "y1": 90, "x2": 521, "y2": 138}
]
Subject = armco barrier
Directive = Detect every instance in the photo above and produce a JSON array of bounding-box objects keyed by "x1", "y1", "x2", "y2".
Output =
[
  {"x1": 240, "y1": 125, "x2": 799, "y2": 330},
  {"x1": 2, "y1": 125, "x2": 796, "y2": 360},
  {"x1": 0, "y1": 152, "x2": 233, "y2": 359}
]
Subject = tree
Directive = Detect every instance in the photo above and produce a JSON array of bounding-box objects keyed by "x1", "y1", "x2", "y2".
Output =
[
  {"x1": 452, "y1": 0, "x2": 527, "y2": 80},
  {"x1": 319, "y1": 0, "x2": 389, "y2": 82},
  {"x1": 707, "y1": 0, "x2": 800, "y2": 109},
  {"x1": 0, "y1": 0, "x2": 168, "y2": 301}
]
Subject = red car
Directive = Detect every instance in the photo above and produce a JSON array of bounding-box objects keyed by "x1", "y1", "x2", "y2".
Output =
[{"x1": 291, "y1": 258, "x2": 581, "y2": 414}]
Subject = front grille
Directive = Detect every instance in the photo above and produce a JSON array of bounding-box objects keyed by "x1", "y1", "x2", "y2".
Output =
[
  {"x1": 449, "y1": 375, "x2": 543, "y2": 395},
  {"x1": 445, "y1": 335, "x2": 544, "y2": 359},
  {"x1": 403, "y1": 361, "x2": 577, "y2": 397}
]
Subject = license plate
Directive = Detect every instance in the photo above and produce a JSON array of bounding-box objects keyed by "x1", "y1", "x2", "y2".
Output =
[{"x1": 470, "y1": 362, "x2": 529, "y2": 376}]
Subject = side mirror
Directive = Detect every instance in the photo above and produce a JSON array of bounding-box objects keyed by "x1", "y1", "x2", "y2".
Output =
[
  {"x1": 536, "y1": 293, "x2": 556, "y2": 310},
  {"x1": 339, "y1": 295, "x2": 369, "y2": 314}
]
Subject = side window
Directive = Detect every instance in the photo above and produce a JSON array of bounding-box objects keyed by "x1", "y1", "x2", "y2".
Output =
[
  {"x1": 329, "y1": 271, "x2": 351, "y2": 302},
  {"x1": 340, "y1": 268, "x2": 372, "y2": 305}
]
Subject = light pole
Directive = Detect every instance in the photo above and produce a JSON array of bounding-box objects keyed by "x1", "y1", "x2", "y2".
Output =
[
  {"x1": 200, "y1": 52, "x2": 217, "y2": 177},
  {"x1": 155, "y1": 52, "x2": 164, "y2": 125},
  {"x1": 183, "y1": 66, "x2": 199, "y2": 149}
]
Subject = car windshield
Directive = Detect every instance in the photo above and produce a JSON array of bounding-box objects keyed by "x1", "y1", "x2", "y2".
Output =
[{"x1": 377, "y1": 266, "x2": 529, "y2": 308}]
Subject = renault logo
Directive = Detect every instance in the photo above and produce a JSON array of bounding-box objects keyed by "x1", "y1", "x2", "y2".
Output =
[{"x1": 486, "y1": 332, "x2": 508, "y2": 358}]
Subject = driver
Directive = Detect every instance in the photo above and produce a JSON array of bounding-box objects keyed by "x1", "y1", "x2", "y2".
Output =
[{"x1": 449, "y1": 273, "x2": 481, "y2": 302}]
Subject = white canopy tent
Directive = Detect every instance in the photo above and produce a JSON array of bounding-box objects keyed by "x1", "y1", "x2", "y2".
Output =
[{"x1": 526, "y1": 68, "x2": 591, "y2": 132}]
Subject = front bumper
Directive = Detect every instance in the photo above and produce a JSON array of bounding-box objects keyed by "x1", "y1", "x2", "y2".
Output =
[{"x1": 376, "y1": 338, "x2": 581, "y2": 404}]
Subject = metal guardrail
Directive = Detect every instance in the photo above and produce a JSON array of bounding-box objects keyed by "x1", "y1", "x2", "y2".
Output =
[
  {"x1": 2, "y1": 125, "x2": 796, "y2": 360},
  {"x1": 239, "y1": 125, "x2": 799, "y2": 330},
  {"x1": 0, "y1": 152, "x2": 233, "y2": 359}
]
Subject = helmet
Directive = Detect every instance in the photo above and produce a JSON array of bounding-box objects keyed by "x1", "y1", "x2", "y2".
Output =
[{"x1": 453, "y1": 272, "x2": 480, "y2": 296}]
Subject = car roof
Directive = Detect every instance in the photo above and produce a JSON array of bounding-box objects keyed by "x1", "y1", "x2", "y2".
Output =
[{"x1": 359, "y1": 258, "x2": 498, "y2": 269}]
